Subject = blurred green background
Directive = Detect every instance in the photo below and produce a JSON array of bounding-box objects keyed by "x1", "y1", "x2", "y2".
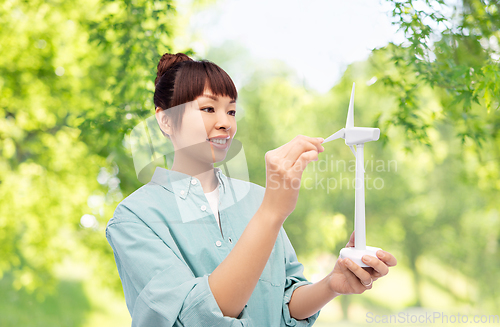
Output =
[{"x1": 1, "y1": 0, "x2": 499, "y2": 326}]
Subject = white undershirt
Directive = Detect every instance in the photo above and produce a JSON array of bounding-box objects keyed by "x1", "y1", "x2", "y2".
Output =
[{"x1": 204, "y1": 184, "x2": 220, "y2": 228}]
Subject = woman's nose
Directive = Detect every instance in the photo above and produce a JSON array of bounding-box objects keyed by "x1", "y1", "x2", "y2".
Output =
[{"x1": 214, "y1": 111, "x2": 231, "y2": 130}]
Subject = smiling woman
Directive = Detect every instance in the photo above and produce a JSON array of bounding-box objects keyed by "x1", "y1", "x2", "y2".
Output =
[{"x1": 105, "y1": 52, "x2": 397, "y2": 327}]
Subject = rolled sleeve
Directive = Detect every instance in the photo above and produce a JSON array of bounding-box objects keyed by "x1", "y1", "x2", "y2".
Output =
[
  {"x1": 106, "y1": 210, "x2": 249, "y2": 327},
  {"x1": 132, "y1": 274, "x2": 249, "y2": 327},
  {"x1": 280, "y1": 229, "x2": 321, "y2": 327}
]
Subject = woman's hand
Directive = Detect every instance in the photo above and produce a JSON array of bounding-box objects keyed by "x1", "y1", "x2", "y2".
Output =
[
  {"x1": 261, "y1": 135, "x2": 324, "y2": 225},
  {"x1": 327, "y1": 231, "x2": 397, "y2": 295}
]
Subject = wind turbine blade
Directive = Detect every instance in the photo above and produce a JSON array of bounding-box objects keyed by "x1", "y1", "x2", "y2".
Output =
[
  {"x1": 349, "y1": 145, "x2": 356, "y2": 157},
  {"x1": 322, "y1": 128, "x2": 345, "y2": 144},
  {"x1": 346, "y1": 82, "x2": 355, "y2": 129}
]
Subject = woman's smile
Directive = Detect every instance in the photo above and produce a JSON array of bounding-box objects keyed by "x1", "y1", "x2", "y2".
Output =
[{"x1": 207, "y1": 137, "x2": 231, "y2": 149}]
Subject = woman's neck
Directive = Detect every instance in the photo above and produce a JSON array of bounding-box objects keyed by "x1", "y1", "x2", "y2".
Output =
[{"x1": 171, "y1": 158, "x2": 218, "y2": 193}]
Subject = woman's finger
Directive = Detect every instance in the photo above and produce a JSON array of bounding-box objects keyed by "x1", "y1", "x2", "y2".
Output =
[
  {"x1": 340, "y1": 259, "x2": 372, "y2": 293},
  {"x1": 338, "y1": 260, "x2": 365, "y2": 294},
  {"x1": 376, "y1": 250, "x2": 397, "y2": 267},
  {"x1": 285, "y1": 135, "x2": 324, "y2": 169},
  {"x1": 361, "y1": 255, "x2": 389, "y2": 277},
  {"x1": 361, "y1": 266, "x2": 383, "y2": 281},
  {"x1": 346, "y1": 231, "x2": 355, "y2": 247},
  {"x1": 293, "y1": 149, "x2": 320, "y2": 173}
]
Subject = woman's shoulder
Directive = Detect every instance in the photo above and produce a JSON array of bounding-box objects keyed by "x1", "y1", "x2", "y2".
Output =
[{"x1": 107, "y1": 182, "x2": 169, "y2": 227}]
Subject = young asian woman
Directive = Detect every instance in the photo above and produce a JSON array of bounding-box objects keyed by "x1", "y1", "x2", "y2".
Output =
[{"x1": 106, "y1": 53, "x2": 397, "y2": 327}]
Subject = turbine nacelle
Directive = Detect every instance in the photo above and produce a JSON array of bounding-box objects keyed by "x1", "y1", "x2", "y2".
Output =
[{"x1": 346, "y1": 127, "x2": 380, "y2": 145}]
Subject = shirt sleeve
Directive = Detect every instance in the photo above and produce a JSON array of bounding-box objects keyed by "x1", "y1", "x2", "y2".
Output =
[
  {"x1": 106, "y1": 206, "x2": 250, "y2": 327},
  {"x1": 280, "y1": 228, "x2": 321, "y2": 327}
]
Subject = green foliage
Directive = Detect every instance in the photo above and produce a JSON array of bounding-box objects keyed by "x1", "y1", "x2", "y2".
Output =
[
  {"x1": 0, "y1": 0, "x2": 182, "y2": 297},
  {"x1": 375, "y1": 4, "x2": 500, "y2": 309},
  {"x1": 382, "y1": 0, "x2": 500, "y2": 146}
]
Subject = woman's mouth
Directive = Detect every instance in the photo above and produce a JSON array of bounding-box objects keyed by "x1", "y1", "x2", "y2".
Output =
[{"x1": 207, "y1": 138, "x2": 230, "y2": 149}]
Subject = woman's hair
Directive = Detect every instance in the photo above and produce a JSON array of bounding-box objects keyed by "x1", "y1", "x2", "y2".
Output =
[{"x1": 154, "y1": 53, "x2": 238, "y2": 135}]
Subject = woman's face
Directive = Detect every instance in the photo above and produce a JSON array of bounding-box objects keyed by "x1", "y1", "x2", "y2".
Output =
[{"x1": 161, "y1": 87, "x2": 237, "y2": 165}]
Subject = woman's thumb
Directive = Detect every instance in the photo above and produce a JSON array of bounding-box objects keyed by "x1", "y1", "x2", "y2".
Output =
[{"x1": 294, "y1": 150, "x2": 318, "y2": 173}]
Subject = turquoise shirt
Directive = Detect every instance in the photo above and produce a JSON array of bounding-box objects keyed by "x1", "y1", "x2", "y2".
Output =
[{"x1": 106, "y1": 166, "x2": 321, "y2": 326}]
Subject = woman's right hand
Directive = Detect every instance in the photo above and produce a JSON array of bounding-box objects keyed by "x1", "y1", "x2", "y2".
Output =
[{"x1": 261, "y1": 135, "x2": 324, "y2": 225}]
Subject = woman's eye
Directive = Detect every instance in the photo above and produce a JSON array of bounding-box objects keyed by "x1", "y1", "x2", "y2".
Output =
[
  {"x1": 229, "y1": 110, "x2": 236, "y2": 116},
  {"x1": 201, "y1": 107, "x2": 214, "y2": 112}
]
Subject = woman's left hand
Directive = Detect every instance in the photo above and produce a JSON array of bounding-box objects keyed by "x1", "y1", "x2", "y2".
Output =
[{"x1": 327, "y1": 231, "x2": 397, "y2": 295}]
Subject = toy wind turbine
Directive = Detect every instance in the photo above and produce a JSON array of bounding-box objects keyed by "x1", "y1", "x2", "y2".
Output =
[{"x1": 322, "y1": 83, "x2": 381, "y2": 268}]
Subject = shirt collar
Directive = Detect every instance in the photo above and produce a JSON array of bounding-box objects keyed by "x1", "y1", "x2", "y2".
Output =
[{"x1": 150, "y1": 166, "x2": 226, "y2": 199}]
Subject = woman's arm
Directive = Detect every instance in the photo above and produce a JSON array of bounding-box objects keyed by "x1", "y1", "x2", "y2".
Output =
[
  {"x1": 208, "y1": 135, "x2": 325, "y2": 318},
  {"x1": 288, "y1": 232, "x2": 398, "y2": 320},
  {"x1": 208, "y1": 201, "x2": 282, "y2": 318},
  {"x1": 288, "y1": 275, "x2": 339, "y2": 320}
]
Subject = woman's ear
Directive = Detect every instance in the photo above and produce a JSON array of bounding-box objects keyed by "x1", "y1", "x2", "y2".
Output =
[{"x1": 155, "y1": 107, "x2": 173, "y2": 137}]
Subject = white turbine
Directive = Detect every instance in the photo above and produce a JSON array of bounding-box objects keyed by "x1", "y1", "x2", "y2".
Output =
[{"x1": 322, "y1": 83, "x2": 382, "y2": 267}]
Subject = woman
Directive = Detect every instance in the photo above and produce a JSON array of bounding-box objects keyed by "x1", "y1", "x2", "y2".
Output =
[{"x1": 106, "y1": 53, "x2": 397, "y2": 326}]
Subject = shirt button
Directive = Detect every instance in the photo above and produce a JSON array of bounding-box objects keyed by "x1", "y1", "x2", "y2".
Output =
[
  {"x1": 180, "y1": 190, "x2": 185, "y2": 195},
  {"x1": 191, "y1": 179, "x2": 197, "y2": 185},
  {"x1": 216, "y1": 241, "x2": 222, "y2": 247},
  {"x1": 201, "y1": 205, "x2": 207, "y2": 211},
  {"x1": 228, "y1": 237, "x2": 233, "y2": 244}
]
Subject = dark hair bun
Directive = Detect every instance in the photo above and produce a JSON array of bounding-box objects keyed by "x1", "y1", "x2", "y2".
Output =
[{"x1": 155, "y1": 53, "x2": 193, "y2": 86}]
